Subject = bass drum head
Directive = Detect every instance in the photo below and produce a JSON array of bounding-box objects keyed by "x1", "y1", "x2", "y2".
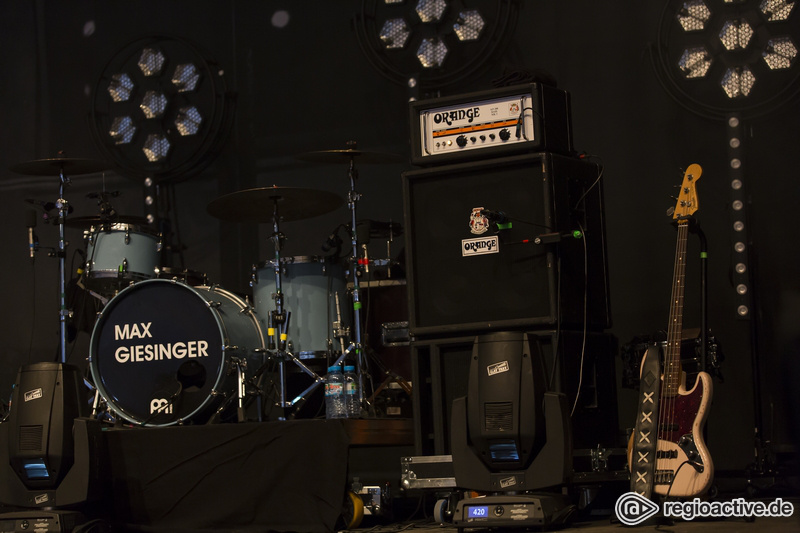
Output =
[{"x1": 89, "y1": 279, "x2": 264, "y2": 426}]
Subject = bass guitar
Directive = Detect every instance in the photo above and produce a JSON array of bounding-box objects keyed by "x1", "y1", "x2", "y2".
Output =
[{"x1": 629, "y1": 164, "x2": 714, "y2": 498}]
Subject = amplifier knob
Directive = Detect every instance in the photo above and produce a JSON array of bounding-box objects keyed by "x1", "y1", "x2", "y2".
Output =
[
  {"x1": 456, "y1": 135, "x2": 468, "y2": 147},
  {"x1": 499, "y1": 128, "x2": 511, "y2": 141}
]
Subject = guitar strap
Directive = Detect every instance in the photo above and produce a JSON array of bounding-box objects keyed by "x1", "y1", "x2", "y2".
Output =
[{"x1": 630, "y1": 344, "x2": 661, "y2": 498}]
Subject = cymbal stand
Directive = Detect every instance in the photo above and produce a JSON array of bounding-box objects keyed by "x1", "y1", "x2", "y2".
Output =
[
  {"x1": 342, "y1": 151, "x2": 367, "y2": 411},
  {"x1": 260, "y1": 199, "x2": 325, "y2": 419},
  {"x1": 56, "y1": 168, "x2": 71, "y2": 363}
]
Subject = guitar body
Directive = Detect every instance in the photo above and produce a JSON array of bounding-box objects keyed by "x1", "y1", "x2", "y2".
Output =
[
  {"x1": 652, "y1": 370, "x2": 714, "y2": 497},
  {"x1": 627, "y1": 366, "x2": 715, "y2": 498}
]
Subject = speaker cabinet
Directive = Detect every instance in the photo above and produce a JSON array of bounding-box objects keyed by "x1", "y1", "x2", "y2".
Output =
[{"x1": 402, "y1": 152, "x2": 610, "y2": 338}]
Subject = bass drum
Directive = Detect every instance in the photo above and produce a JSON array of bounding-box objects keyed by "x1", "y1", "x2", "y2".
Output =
[{"x1": 89, "y1": 279, "x2": 266, "y2": 426}]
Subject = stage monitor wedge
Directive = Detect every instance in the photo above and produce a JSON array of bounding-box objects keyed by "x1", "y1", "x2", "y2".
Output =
[{"x1": 402, "y1": 152, "x2": 610, "y2": 338}]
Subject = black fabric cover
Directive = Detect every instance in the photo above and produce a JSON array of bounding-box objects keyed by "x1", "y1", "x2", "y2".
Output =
[{"x1": 102, "y1": 420, "x2": 349, "y2": 532}]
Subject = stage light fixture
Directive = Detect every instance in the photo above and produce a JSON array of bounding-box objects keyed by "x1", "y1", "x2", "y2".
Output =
[
  {"x1": 138, "y1": 47, "x2": 166, "y2": 76},
  {"x1": 108, "y1": 72, "x2": 135, "y2": 102},
  {"x1": 721, "y1": 66, "x2": 756, "y2": 98},
  {"x1": 380, "y1": 18, "x2": 411, "y2": 49},
  {"x1": 679, "y1": 46, "x2": 713, "y2": 77},
  {"x1": 737, "y1": 283, "x2": 748, "y2": 294},
  {"x1": 761, "y1": 0, "x2": 795, "y2": 21},
  {"x1": 355, "y1": 1, "x2": 517, "y2": 90},
  {"x1": 172, "y1": 62, "x2": 200, "y2": 92},
  {"x1": 720, "y1": 19, "x2": 754, "y2": 50},
  {"x1": 175, "y1": 106, "x2": 203, "y2": 136},
  {"x1": 417, "y1": 37, "x2": 448, "y2": 68},
  {"x1": 453, "y1": 10, "x2": 485, "y2": 41},
  {"x1": 140, "y1": 90, "x2": 168, "y2": 119},
  {"x1": 763, "y1": 37, "x2": 797, "y2": 69},
  {"x1": 735, "y1": 241, "x2": 746, "y2": 253},
  {"x1": 415, "y1": 0, "x2": 447, "y2": 23},
  {"x1": 677, "y1": 0, "x2": 712, "y2": 32},
  {"x1": 109, "y1": 116, "x2": 136, "y2": 145},
  {"x1": 91, "y1": 35, "x2": 234, "y2": 183},
  {"x1": 143, "y1": 133, "x2": 170, "y2": 162},
  {"x1": 653, "y1": 0, "x2": 800, "y2": 117}
]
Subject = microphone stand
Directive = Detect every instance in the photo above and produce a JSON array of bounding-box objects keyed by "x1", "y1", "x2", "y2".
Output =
[{"x1": 56, "y1": 167, "x2": 71, "y2": 363}]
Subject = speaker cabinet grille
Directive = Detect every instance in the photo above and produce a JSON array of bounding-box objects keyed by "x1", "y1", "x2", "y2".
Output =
[{"x1": 402, "y1": 152, "x2": 610, "y2": 337}]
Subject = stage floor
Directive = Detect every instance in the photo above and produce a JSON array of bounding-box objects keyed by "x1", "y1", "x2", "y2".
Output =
[{"x1": 343, "y1": 513, "x2": 799, "y2": 533}]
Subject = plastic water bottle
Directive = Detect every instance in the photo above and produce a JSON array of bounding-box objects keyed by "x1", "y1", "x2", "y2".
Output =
[
  {"x1": 343, "y1": 365, "x2": 360, "y2": 418},
  {"x1": 325, "y1": 365, "x2": 346, "y2": 419}
]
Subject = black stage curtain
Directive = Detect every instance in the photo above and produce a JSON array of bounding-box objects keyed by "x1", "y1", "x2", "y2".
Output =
[{"x1": 103, "y1": 420, "x2": 350, "y2": 533}]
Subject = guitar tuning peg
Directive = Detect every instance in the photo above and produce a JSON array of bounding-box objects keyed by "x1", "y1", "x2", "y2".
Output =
[{"x1": 666, "y1": 206, "x2": 675, "y2": 217}]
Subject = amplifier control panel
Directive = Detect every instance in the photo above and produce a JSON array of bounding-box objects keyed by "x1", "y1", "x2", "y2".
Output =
[
  {"x1": 419, "y1": 94, "x2": 533, "y2": 157},
  {"x1": 410, "y1": 83, "x2": 573, "y2": 166}
]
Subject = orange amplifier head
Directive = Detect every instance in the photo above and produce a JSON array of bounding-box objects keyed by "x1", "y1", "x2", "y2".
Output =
[{"x1": 409, "y1": 83, "x2": 573, "y2": 166}]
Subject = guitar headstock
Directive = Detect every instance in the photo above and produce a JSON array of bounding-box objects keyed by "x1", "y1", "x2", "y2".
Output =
[{"x1": 672, "y1": 163, "x2": 702, "y2": 219}]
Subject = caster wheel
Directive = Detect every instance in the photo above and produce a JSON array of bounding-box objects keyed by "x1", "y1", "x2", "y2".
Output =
[
  {"x1": 434, "y1": 498, "x2": 449, "y2": 524},
  {"x1": 337, "y1": 490, "x2": 364, "y2": 530}
]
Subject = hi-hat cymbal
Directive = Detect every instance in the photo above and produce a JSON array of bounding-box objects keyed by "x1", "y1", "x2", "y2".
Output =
[
  {"x1": 207, "y1": 186, "x2": 344, "y2": 223},
  {"x1": 9, "y1": 157, "x2": 111, "y2": 176},
  {"x1": 65, "y1": 215, "x2": 150, "y2": 228},
  {"x1": 296, "y1": 148, "x2": 402, "y2": 165}
]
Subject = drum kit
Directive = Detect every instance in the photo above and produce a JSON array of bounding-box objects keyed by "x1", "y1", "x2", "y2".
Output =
[{"x1": 10, "y1": 144, "x2": 403, "y2": 426}]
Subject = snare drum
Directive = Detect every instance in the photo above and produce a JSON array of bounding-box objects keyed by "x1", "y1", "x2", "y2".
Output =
[
  {"x1": 89, "y1": 279, "x2": 266, "y2": 426},
  {"x1": 252, "y1": 256, "x2": 348, "y2": 357},
  {"x1": 84, "y1": 223, "x2": 161, "y2": 295}
]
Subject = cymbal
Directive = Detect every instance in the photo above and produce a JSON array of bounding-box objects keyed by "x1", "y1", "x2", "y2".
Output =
[
  {"x1": 65, "y1": 215, "x2": 150, "y2": 228},
  {"x1": 295, "y1": 148, "x2": 402, "y2": 165},
  {"x1": 9, "y1": 157, "x2": 110, "y2": 176},
  {"x1": 207, "y1": 186, "x2": 344, "y2": 223}
]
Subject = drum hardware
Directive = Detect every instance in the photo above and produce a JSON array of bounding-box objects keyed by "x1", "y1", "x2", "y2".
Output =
[
  {"x1": 208, "y1": 186, "x2": 345, "y2": 420},
  {"x1": 296, "y1": 141, "x2": 400, "y2": 414},
  {"x1": 10, "y1": 156, "x2": 111, "y2": 364}
]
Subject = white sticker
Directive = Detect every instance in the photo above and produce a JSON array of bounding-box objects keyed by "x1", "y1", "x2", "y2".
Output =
[{"x1": 462, "y1": 236, "x2": 499, "y2": 256}]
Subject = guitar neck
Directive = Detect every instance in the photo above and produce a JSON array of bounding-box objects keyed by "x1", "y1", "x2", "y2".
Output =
[{"x1": 663, "y1": 221, "x2": 690, "y2": 398}]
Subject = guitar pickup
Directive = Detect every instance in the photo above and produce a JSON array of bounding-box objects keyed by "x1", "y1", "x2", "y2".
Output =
[{"x1": 654, "y1": 470, "x2": 675, "y2": 485}]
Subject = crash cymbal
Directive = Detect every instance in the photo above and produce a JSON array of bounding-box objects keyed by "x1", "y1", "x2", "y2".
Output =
[
  {"x1": 64, "y1": 215, "x2": 150, "y2": 228},
  {"x1": 207, "y1": 186, "x2": 344, "y2": 223},
  {"x1": 295, "y1": 148, "x2": 402, "y2": 165},
  {"x1": 9, "y1": 157, "x2": 110, "y2": 176}
]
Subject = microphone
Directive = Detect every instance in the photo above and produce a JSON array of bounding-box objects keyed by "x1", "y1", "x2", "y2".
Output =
[
  {"x1": 25, "y1": 209, "x2": 37, "y2": 259},
  {"x1": 321, "y1": 231, "x2": 342, "y2": 253},
  {"x1": 479, "y1": 209, "x2": 508, "y2": 224}
]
